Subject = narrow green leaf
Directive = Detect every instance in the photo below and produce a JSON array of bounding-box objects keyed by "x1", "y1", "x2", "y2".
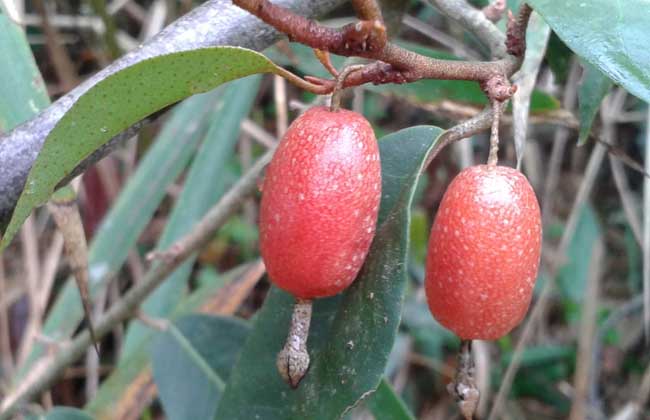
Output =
[
  {"x1": 151, "y1": 315, "x2": 250, "y2": 420},
  {"x1": 577, "y1": 61, "x2": 613, "y2": 146},
  {"x1": 556, "y1": 205, "x2": 602, "y2": 305},
  {"x1": 501, "y1": 345, "x2": 574, "y2": 367},
  {"x1": 15, "y1": 90, "x2": 223, "y2": 381},
  {"x1": 215, "y1": 125, "x2": 444, "y2": 420},
  {"x1": 85, "y1": 264, "x2": 250, "y2": 417},
  {"x1": 365, "y1": 379, "x2": 416, "y2": 420},
  {"x1": 528, "y1": 0, "x2": 650, "y2": 104},
  {"x1": 0, "y1": 46, "x2": 279, "y2": 249},
  {"x1": 120, "y1": 76, "x2": 260, "y2": 357},
  {"x1": 512, "y1": 11, "x2": 550, "y2": 167},
  {"x1": 0, "y1": 8, "x2": 49, "y2": 131},
  {"x1": 26, "y1": 407, "x2": 93, "y2": 420}
]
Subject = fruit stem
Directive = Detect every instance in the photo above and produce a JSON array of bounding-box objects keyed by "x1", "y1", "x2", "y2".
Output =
[
  {"x1": 487, "y1": 99, "x2": 502, "y2": 166},
  {"x1": 330, "y1": 65, "x2": 365, "y2": 112},
  {"x1": 448, "y1": 339, "x2": 480, "y2": 420},
  {"x1": 276, "y1": 298, "x2": 313, "y2": 388}
]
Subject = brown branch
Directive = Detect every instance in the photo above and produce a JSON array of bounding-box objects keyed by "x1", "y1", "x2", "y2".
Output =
[
  {"x1": 424, "y1": 102, "x2": 508, "y2": 169},
  {"x1": 352, "y1": 0, "x2": 383, "y2": 21},
  {"x1": 232, "y1": 0, "x2": 532, "y2": 93},
  {"x1": 506, "y1": 4, "x2": 533, "y2": 57},
  {"x1": 233, "y1": 0, "x2": 387, "y2": 55},
  {"x1": 47, "y1": 189, "x2": 100, "y2": 356}
]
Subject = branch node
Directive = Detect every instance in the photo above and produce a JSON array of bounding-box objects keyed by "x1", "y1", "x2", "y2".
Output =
[
  {"x1": 339, "y1": 19, "x2": 387, "y2": 54},
  {"x1": 330, "y1": 65, "x2": 366, "y2": 111},
  {"x1": 480, "y1": 73, "x2": 516, "y2": 102}
]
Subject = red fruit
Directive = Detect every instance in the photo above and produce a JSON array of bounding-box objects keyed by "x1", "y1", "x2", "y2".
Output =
[
  {"x1": 259, "y1": 106, "x2": 381, "y2": 299},
  {"x1": 425, "y1": 165, "x2": 542, "y2": 340}
]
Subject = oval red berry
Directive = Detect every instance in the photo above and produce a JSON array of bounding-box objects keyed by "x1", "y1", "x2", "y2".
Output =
[
  {"x1": 259, "y1": 107, "x2": 381, "y2": 299},
  {"x1": 425, "y1": 165, "x2": 542, "y2": 340}
]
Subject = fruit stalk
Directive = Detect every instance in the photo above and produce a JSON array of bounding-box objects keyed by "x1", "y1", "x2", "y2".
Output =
[
  {"x1": 330, "y1": 65, "x2": 365, "y2": 112},
  {"x1": 449, "y1": 339, "x2": 479, "y2": 420},
  {"x1": 487, "y1": 99, "x2": 502, "y2": 166},
  {"x1": 276, "y1": 298, "x2": 313, "y2": 388}
]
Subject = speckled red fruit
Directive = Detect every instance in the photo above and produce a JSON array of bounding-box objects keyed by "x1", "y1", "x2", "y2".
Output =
[
  {"x1": 425, "y1": 165, "x2": 542, "y2": 340},
  {"x1": 259, "y1": 106, "x2": 381, "y2": 299}
]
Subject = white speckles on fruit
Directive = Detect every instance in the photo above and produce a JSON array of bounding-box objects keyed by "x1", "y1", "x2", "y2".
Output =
[
  {"x1": 425, "y1": 165, "x2": 542, "y2": 340},
  {"x1": 259, "y1": 106, "x2": 381, "y2": 299}
]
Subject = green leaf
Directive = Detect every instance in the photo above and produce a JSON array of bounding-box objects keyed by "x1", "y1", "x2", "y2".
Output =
[
  {"x1": 15, "y1": 89, "x2": 225, "y2": 381},
  {"x1": 501, "y1": 345, "x2": 574, "y2": 367},
  {"x1": 120, "y1": 76, "x2": 260, "y2": 357},
  {"x1": 577, "y1": 61, "x2": 613, "y2": 145},
  {"x1": 85, "y1": 263, "x2": 250, "y2": 417},
  {"x1": 26, "y1": 407, "x2": 93, "y2": 420},
  {"x1": 365, "y1": 379, "x2": 416, "y2": 420},
  {"x1": 546, "y1": 33, "x2": 574, "y2": 85},
  {"x1": 0, "y1": 46, "x2": 280, "y2": 250},
  {"x1": 528, "y1": 0, "x2": 650, "y2": 104},
  {"x1": 151, "y1": 315, "x2": 250, "y2": 420},
  {"x1": 215, "y1": 125, "x2": 444, "y2": 420},
  {"x1": 0, "y1": 8, "x2": 49, "y2": 131},
  {"x1": 556, "y1": 205, "x2": 602, "y2": 305}
]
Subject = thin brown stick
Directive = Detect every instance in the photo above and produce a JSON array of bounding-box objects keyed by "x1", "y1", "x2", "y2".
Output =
[
  {"x1": 274, "y1": 75, "x2": 288, "y2": 138},
  {"x1": 33, "y1": 0, "x2": 79, "y2": 92},
  {"x1": 603, "y1": 90, "x2": 643, "y2": 244},
  {"x1": 0, "y1": 259, "x2": 13, "y2": 377},
  {"x1": 92, "y1": 261, "x2": 265, "y2": 420},
  {"x1": 541, "y1": 59, "x2": 581, "y2": 223},
  {"x1": 413, "y1": 95, "x2": 649, "y2": 180},
  {"x1": 488, "y1": 141, "x2": 609, "y2": 420},
  {"x1": 48, "y1": 192, "x2": 100, "y2": 356},
  {"x1": 568, "y1": 240, "x2": 604, "y2": 420},
  {"x1": 642, "y1": 109, "x2": 650, "y2": 344},
  {"x1": 0, "y1": 148, "x2": 276, "y2": 419},
  {"x1": 17, "y1": 216, "x2": 41, "y2": 366},
  {"x1": 241, "y1": 119, "x2": 277, "y2": 148}
]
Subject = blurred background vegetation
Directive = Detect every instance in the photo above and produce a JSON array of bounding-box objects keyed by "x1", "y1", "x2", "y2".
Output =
[{"x1": 0, "y1": 0, "x2": 648, "y2": 419}]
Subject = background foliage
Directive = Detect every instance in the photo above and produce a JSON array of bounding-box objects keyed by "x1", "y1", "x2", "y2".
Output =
[{"x1": 0, "y1": 0, "x2": 649, "y2": 419}]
